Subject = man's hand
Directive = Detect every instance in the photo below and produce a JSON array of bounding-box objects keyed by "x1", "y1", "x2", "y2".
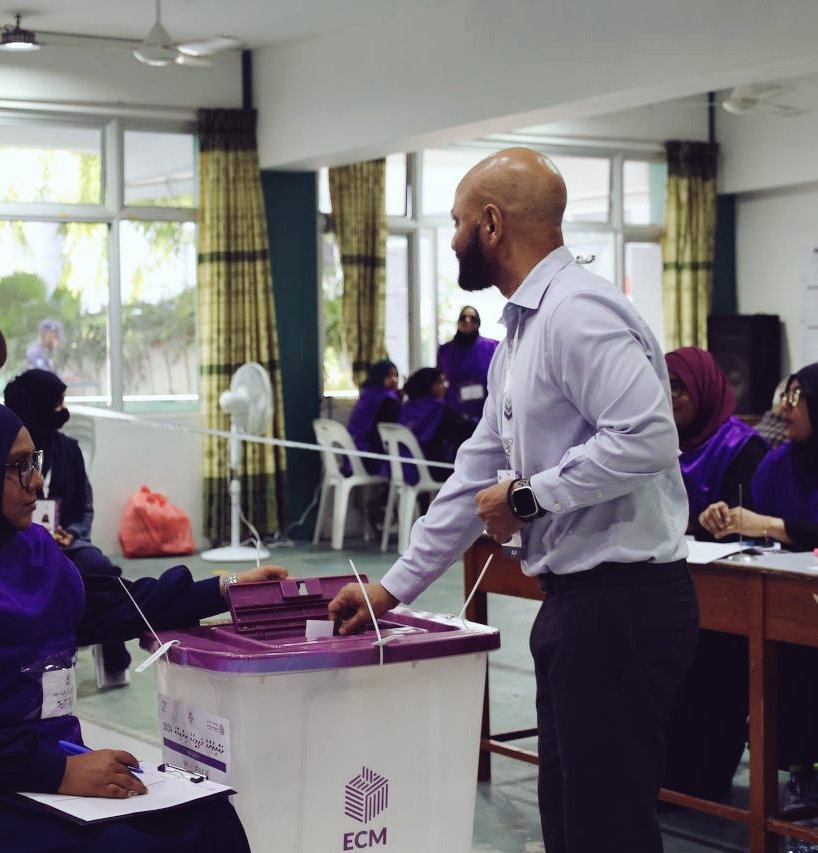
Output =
[
  {"x1": 328, "y1": 582, "x2": 399, "y2": 636},
  {"x1": 236, "y1": 565, "x2": 289, "y2": 584},
  {"x1": 476, "y1": 481, "x2": 525, "y2": 544},
  {"x1": 58, "y1": 750, "x2": 148, "y2": 798}
]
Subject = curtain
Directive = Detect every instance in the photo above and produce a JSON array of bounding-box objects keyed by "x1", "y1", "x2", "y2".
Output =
[
  {"x1": 661, "y1": 140, "x2": 719, "y2": 351},
  {"x1": 197, "y1": 108, "x2": 286, "y2": 544},
  {"x1": 329, "y1": 159, "x2": 387, "y2": 386}
]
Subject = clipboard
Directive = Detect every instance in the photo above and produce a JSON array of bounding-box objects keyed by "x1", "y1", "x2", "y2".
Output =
[{"x1": 16, "y1": 761, "x2": 235, "y2": 825}]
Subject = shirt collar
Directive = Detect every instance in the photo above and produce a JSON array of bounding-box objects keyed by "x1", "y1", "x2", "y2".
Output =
[{"x1": 499, "y1": 245, "x2": 576, "y2": 327}]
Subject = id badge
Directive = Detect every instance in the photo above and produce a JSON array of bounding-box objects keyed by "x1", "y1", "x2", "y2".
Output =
[
  {"x1": 41, "y1": 665, "x2": 77, "y2": 719},
  {"x1": 33, "y1": 499, "x2": 58, "y2": 533},
  {"x1": 497, "y1": 469, "x2": 526, "y2": 559}
]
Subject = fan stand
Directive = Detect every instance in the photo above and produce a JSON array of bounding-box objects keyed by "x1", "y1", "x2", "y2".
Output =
[{"x1": 201, "y1": 425, "x2": 270, "y2": 563}]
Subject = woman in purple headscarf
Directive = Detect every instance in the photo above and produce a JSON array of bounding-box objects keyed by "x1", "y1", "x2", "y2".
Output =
[
  {"x1": 436, "y1": 306, "x2": 498, "y2": 422},
  {"x1": 399, "y1": 367, "x2": 475, "y2": 484},
  {"x1": 666, "y1": 347, "x2": 769, "y2": 537},
  {"x1": 700, "y1": 362, "x2": 818, "y2": 548},
  {"x1": 0, "y1": 403, "x2": 284, "y2": 850},
  {"x1": 345, "y1": 360, "x2": 401, "y2": 475},
  {"x1": 662, "y1": 348, "x2": 768, "y2": 801}
]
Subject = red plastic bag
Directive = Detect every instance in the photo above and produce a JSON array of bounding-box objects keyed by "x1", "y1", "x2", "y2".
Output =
[{"x1": 118, "y1": 485, "x2": 195, "y2": 558}]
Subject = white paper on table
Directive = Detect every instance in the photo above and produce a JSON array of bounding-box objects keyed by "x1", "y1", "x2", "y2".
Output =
[
  {"x1": 17, "y1": 762, "x2": 235, "y2": 824},
  {"x1": 685, "y1": 539, "x2": 750, "y2": 564}
]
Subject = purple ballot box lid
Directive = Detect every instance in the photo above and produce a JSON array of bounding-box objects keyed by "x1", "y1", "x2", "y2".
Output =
[{"x1": 140, "y1": 575, "x2": 500, "y2": 674}]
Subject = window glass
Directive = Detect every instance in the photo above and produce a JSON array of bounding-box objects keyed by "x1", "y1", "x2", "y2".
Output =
[
  {"x1": 625, "y1": 242, "x2": 664, "y2": 343},
  {"x1": 318, "y1": 168, "x2": 331, "y2": 215},
  {"x1": 418, "y1": 229, "x2": 438, "y2": 368},
  {"x1": 421, "y1": 149, "x2": 499, "y2": 217},
  {"x1": 563, "y1": 230, "x2": 616, "y2": 283},
  {"x1": 624, "y1": 160, "x2": 667, "y2": 226},
  {"x1": 551, "y1": 154, "x2": 610, "y2": 224},
  {"x1": 384, "y1": 234, "x2": 409, "y2": 379},
  {"x1": 119, "y1": 221, "x2": 197, "y2": 401},
  {"x1": 124, "y1": 131, "x2": 195, "y2": 207},
  {"x1": 386, "y1": 153, "x2": 408, "y2": 217},
  {"x1": 0, "y1": 220, "x2": 109, "y2": 399},
  {"x1": 435, "y1": 226, "x2": 506, "y2": 348},
  {"x1": 0, "y1": 124, "x2": 102, "y2": 205},
  {"x1": 320, "y1": 230, "x2": 353, "y2": 393}
]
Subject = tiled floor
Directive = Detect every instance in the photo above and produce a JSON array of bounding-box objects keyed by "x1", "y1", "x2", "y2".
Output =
[{"x1": 76, "y1": 540, "x2": 760, "y2": 852}]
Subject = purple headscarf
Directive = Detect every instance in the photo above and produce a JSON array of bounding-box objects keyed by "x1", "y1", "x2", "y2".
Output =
[{"x1": 666, "y1": 347, "x2": 735, "y2": 452}]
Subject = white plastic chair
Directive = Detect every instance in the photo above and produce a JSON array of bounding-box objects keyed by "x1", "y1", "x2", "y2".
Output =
[
  {"x1": 312, "y1": 418, "x2": 387, "y2": 550},
  {"x1": 377, "y1": 423, "x2": 443, "y2": 554},
  {"x1": 62, "y1": 412, "x2": 96, "y2": 469}
]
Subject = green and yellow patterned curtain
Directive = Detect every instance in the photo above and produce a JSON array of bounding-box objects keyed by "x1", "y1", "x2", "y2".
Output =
[
  {"x1": 329, "y1": 159, "x2": 387, "y2": 386},
  {"x1": 197, "y1": 108, "x2": 286, "y2": 544},
  {"x1": 662, "y1": 140, "x2": 719, "y2": 351}
]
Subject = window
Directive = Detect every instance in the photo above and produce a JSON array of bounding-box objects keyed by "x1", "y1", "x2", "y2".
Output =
[
  {"x1": 319, "y1": 146, "x2": 666, "y2": 393},
  {"x1": 0, "y1": 119, "x2": 197, "y2": 410}
]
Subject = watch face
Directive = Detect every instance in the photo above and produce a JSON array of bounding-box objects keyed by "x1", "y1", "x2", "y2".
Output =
[{"x1": 512, "y1": 485, "x2": 538, "y2": 518}]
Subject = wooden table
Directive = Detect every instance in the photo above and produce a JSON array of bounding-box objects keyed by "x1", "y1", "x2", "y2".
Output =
[{"x1": 463, "y1": 538, "x2": 818, "y2": 853}]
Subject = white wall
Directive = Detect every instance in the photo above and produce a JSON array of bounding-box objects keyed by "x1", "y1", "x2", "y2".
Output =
[
  {"x1": 735, "y1": 182, "x2": 818, "y2": 374},
  {"x1": 254, "y1": 0, "x2": 818, "y2": 169},
  {"x1": 82, "y1": 410, "x2": 205, "y2": 557}
]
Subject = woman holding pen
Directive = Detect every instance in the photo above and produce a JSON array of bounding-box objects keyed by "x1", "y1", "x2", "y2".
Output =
[{"x1": 0, "y1": 403, "x2": 285, "y2": 850}]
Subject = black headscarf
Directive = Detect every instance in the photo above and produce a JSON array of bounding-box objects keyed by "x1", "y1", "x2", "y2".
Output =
[
  {"x1": 361, "y1": 360, "x2": 397, "y2": 389},
  {"x1": 791, "y1": 362, "x2": 818, "y2": 477},
  {"x1": 3, "y1": 369, "x2": 69, "y2": 469},
  {"x1": 404, "y1": 367, "x2": 443, "y2": 400},
  {"x1": 0, "y1": 404, "x2": 24, "y2": 545},
  {"x1": 453, "y1": 305, "x2": 481, "y2": 347}
]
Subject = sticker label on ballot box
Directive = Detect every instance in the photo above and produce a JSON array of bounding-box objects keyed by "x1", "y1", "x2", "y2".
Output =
[{"x1": 158, "y1": 694, "x2": 231, "y2": 784}]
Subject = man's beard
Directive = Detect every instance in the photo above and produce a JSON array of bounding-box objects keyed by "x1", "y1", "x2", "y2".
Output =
[{"x1": 457, "y1": 226, "x2": 494, "y2": 292}]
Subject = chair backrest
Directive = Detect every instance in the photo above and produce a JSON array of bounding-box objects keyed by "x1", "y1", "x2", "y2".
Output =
[
  {"x1": 377, "y1": 423, "x2": 440, "y2": 490},
  {"x1": 312, "y1": 418, "x2": 371, "y2": 479},
  {"x1": 63, "y1": 412, "x2": 96, "y2": 468}
]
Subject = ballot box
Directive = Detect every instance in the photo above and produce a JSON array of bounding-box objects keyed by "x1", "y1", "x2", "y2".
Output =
[{"x1": 142, "y1": 575, "x2": 500, "y2": 853}]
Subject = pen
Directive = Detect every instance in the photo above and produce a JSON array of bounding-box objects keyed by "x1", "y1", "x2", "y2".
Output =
[{"x1": 58, "y1": 739, "x2": 144, "y2": 774}]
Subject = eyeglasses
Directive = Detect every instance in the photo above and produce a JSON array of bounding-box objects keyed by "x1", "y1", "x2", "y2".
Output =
[
  {"x1": 780, "y1": 387, "x2": 803, "y2": 409},
  {"x1": 4, "y1": 450, "x2": 43, "y2": 490},
  {"x1": 458, "y1": 314, "x2": 478, "y2": 324}
]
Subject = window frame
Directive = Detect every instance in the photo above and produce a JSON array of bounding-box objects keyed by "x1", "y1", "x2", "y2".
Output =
[
  {"x1": 0, "y1": 112, "x2": 198, "y2": 411},
  {"x1": 318, "y1": 141, "x2": 666, "y2": 396}
]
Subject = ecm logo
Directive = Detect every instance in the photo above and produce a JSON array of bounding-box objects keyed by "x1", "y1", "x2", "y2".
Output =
[{"x1": 342, "y1": 766, "x2": 389, "y2": 850}]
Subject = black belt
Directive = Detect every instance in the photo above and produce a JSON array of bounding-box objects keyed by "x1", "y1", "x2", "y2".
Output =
[{"x1": 537, "y1": 558, "x2": 688, "y2": 595}]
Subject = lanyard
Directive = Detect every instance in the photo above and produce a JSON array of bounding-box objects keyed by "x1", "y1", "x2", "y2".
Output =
[
  {"x1": 501, "y1": 321, "x2": 521, "y2": 468},
  {"x1": 42, "y1": 467, "x2": 52, "y2": 499}
]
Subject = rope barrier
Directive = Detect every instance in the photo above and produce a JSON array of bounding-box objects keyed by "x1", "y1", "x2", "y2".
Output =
[{"x1": 70, "y1": 404, "x2": 456, "y2": 472}]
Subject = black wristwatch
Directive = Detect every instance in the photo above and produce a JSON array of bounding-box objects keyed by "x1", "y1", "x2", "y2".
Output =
[{"x1": 507, "y1": 478, "x2": 546, "y2": 522}]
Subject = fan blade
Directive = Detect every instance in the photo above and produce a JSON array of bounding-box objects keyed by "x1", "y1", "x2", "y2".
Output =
[
  {"x1": 763, "y1": 102, "x2": 807, "y2": 117},
  {"x1": 174, "y1": 53, "x2": 214, "y2": 67},
  {"x1": 176, "y1": 35, "x2": 240, "y2": 57}
]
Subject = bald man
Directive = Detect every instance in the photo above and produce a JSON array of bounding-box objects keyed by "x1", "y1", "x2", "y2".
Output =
[{"x1": 329, "y1": 148, "x2": 698, "y2": 852}]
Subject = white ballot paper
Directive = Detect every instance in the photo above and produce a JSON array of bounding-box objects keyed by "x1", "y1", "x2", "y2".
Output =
[{"x1": 17, "y1": 762, "x2": 235, "y2": 824}]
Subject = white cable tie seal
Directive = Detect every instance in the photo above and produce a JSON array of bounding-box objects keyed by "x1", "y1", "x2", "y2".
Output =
[
  {"x1": 348, "y1": 558, "x2": 386, "y2": 666},
  {"x1": 116, "y1": 576, "x2": 180, "y2": 672},
  {"x1": 457, "y1": 552, "x2": 494, "y2": 628}
]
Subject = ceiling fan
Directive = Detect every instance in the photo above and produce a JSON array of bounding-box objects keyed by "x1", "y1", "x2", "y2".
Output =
[
  {"x1": 721, "y1": 83, "x2": 806, "y2": 117},
  {"x1": 133, "y1": 0, "x2": 241, "y2": 67}
]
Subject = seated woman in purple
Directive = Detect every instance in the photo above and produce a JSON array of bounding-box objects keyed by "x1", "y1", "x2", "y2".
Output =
[
  {"x1": 436, "y1": 306, "x2": 498, "y2": 422},
  {"x1": 399, "y1": 367, "x2": 475, "y2": 483},
  {"x1": 0, "y1": 403, "x2": 286, "y2": 851},
  {"x1": 345, "y1": 360, "x2": 401, "y2": 475},
  {"x1": 700, "y1": 362, "x2": 818, "y2": 789},
  {"x1": 667, "y1": 347, "x2": 768, "y2": 537},
  {"x1": 662, "y1": 347, "x2": 767, "y2": 802}
]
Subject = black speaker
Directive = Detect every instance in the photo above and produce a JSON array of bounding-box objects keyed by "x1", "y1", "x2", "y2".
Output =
[{"x1": 707, "y1": 314, "x2": 781, "y2": 415}]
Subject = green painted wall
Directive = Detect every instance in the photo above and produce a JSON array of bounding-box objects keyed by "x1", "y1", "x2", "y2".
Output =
[{"x1": 261, "y1": 170, "x2": 321, "y2": 537}]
